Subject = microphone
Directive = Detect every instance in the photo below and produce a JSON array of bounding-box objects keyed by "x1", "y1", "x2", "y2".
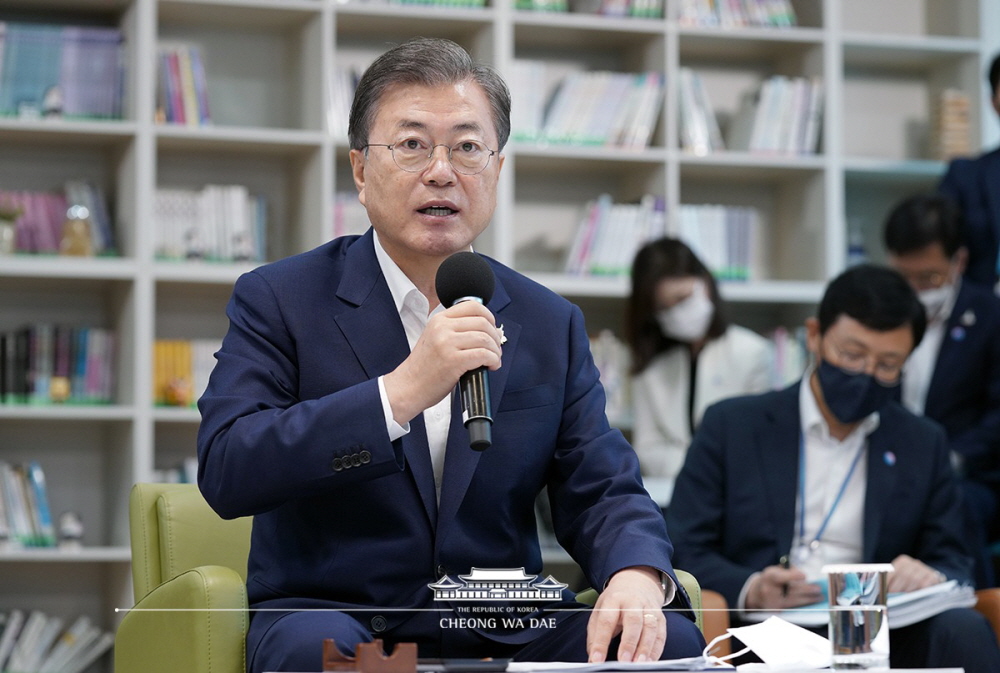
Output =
[{"x1": 435, "y1": 251, "x2": 496, "y2": 451}]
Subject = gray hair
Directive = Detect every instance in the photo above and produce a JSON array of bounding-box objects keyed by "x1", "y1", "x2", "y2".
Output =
[{"x1": 348, "y1": 37, "x2": 511, "y2": 152}]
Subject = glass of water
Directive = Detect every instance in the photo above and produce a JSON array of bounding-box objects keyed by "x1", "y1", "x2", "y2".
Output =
[{"x1": 823, "y1": 563, "x2": 894, "y2": 670}]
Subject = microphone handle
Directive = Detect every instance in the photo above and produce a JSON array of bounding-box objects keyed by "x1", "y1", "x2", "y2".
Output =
[{"x1": 460, "y1": 366, "x2": 492, "y2": 451}]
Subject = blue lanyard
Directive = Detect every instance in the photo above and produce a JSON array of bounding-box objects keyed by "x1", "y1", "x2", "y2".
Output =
[{"x1": 797, "y1": 432, "x2": 866, "y2": 549}]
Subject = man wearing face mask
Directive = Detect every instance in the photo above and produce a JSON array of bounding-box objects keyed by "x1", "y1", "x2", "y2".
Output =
[
  {"x1": 884, "y1": 193, "x2": 1000, "y2": 589},
  {"x1": 667, "y1": 264, "x2": 1000, "y2": 670},
  {"x1": 625, "y1": 238, "x2": 772, "y2": 505}
]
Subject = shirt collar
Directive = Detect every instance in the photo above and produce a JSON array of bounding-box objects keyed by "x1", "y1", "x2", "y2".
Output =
[
  {"x1": 938, "y1": 277, "x2": 961, "y2": 324},
  {"x1": 373, "y1": 230, "x2": 424, "y2": 316},
  {"x1": 800, "y1": 365, "x2": 881, "y2": 442}
]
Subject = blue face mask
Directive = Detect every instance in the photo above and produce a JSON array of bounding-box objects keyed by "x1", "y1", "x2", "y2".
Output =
[{"x1": 816, "y1": 359, "x2": 899, "y2": 424}]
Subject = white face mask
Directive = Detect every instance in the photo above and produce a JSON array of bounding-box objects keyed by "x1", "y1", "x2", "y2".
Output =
[
  {"x1": 703, "y1": 616, "x2": 832, "y2": 670},
  {"x1": 918, "y1": 283, "x2": 953, "y2": 321},
  {"x1": 655, "y1": 280, "x2": 714, "y2": 343}
]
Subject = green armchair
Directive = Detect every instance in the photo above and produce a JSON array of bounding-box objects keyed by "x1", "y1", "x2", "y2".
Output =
[
  {"x1": 114, "y1": 483, "x2": 722, "y2": 673},
  {"x1": 114, "y1": 482, "x2": 253, "y2": 673}
]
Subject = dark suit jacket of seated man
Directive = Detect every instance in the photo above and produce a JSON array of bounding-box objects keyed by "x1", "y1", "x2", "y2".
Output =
[
  {"x1": 667, "y1": 264, "x2": 1000, "y2": 672},
  {"x1": 197, "y1": 37, "x2": 704, "y2": 673}
]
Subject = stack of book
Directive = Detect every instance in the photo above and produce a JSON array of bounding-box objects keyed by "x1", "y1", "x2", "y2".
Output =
[
  {"x1": 151, "y1": 457, "x2": 199, "y2": 485},
  {"x1": 768, "y1": 325, "x2": 807, "y2": 387},
  {"x1": 511, "y1": 63, "x2": 664, "y2": 149},
  {"x1": 677, "y1": 0, "x2": 797, "y2": 28},
  {"x1": 0, "y1": 22, "x2": 125, "y2": 120},
  {"x1": 566, "y1": 0, "x2": 665, "y2": 16},
  {"x1": 516, "y1": 0, "x2": 568, "y2": 10},
  {"x1": 726, "y1": 75, "x2": 823, "y2": 155},
  {"x1": 156, "y1": 42, "x2": 211, "y2": 126},
  {"x1": 565, "y1": 194, "x2": 667, "y2": 276},
  {"x1": 678, "y1": 204, "x2": 760, "y2": 281},
  {"x1": 930, "y1": 88, "x2": 972, "y2": 161},
  {"x1": 333, "y1": 191, "x2": 371, "y2": 239},
  {"x1": 153, "y1": 185, "x2": 267, "y2": 262},
  {"x1": 678, "y1": 67, "x2": 725, "y2": 155},
  {"x1": 0, "y1": 461, "x2": 55, "y2": 550},
  {"x1": 0, "y1": 610, "x2": 113, "y2": 673},
  {"x1": 0, "y1": 324, "x2": 116, "y2": 405},
  {"x1": 0, "y1": 182, "x2": 115, "y2": 256},
  {"x1": 329, "y1": 65, "x2": 361, "y2": 141},
  {"x1": 152, "y1": 339, "x2": 220, "y2": 407}
]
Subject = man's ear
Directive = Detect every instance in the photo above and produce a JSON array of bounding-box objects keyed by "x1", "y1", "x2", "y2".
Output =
[
  {"x1": 954, "y1": 246, "x2": 969, "y2": 275},
  {"x1": 349, "y1": 149, "x2": 367, "y2": 206},
  {"x1": 804, "y1": 317, "x2": 822, "y2": 360}
]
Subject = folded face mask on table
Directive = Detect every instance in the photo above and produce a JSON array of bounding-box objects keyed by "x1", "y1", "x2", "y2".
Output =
[{"x1": 702, "y1": 616, "x2": 831, "y2": 670}]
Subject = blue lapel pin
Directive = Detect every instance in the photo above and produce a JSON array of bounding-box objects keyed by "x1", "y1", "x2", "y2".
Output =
[
  {"x1": 950, "y1": 326, "x2": 966, "y2": 341},
  {"x1": 883, "y1": 451, "x2": 896, "y2": 467}
]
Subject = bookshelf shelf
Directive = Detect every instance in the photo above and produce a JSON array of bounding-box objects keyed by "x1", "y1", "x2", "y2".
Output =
[
  {"x1": 0, "y1": 405, "x2": 135, "y2": 422},
  {"x1": 0, "y1": 547, "x2": 132, "y2": 563},
  {"x1": 153, "y1": 407, "x2": 200, "y2": 423},
  {"x1": 0, "y1": 257, "x2": 138, "y2": 280},
  {"x1": 0, "y1": 1, "x2": 997, "y2": 669},
  {"x1": 0, "y1": 119, "x2": 138, "y2": 144}
]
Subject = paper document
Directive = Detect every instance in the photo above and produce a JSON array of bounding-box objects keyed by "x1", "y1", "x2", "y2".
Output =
[
  {"x1": 507, "y1": 658, "x2": 733, "y2": 671},
  {"x1": 742, "y1": 579, "x2": 976, "y2": 629}
]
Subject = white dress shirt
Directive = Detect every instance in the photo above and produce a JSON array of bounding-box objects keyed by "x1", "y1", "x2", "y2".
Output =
[
  {"x1": 738, "y1": 370, "x2": 878, "y2": 611},
  {"x1": 373, "y1": 232, "x2": 451, "y2": 500},
  {"x1": 901, "y1": 282, "x2": 958, "y2": 414}
]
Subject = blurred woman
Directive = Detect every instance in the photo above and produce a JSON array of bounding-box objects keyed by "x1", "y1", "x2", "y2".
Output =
[{"x1": 625, "y1": 237, "x2": 772, "y2": 502}]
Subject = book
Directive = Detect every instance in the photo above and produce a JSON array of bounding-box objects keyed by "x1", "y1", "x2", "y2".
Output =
[
  {"x1": 0, "y1": 608, "x2": 25, "y2": 671},
  {"x1": 6, "y1": 609, "x2": 48, "y2": 672},
  {"x1": 37, "y1": 616, "x2": 97, "y2": 673},
  {"x1": 743, "y1": 579, "x2": 977, "y2": 630}
]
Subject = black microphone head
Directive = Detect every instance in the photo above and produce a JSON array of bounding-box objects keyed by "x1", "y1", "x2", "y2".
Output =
[{"x1": 435, "y1": 251, "x2": 495, "y2": 307}]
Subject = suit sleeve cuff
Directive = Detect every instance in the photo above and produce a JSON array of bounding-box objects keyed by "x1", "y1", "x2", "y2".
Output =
[{"x1": 378, "y1": 375, "x2": 409, "y2": 441}]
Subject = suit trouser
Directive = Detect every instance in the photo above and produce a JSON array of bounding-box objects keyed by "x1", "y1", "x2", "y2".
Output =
[{"x1": 247, "y1": 603, "x2": 706, "y2": 673}]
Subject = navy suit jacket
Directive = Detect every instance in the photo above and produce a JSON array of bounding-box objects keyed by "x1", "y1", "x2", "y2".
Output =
[
  {"x1": 197, "y1": 230, "x2": 685, "y2": 643},
  {"x1": 666, "y1": 384, "x2": 972, "y2": 610},
  {"x1": 940, "y1": 146, "x2": 1000, "y2": 287},
  {"x1": 925, "y1": 281, "x2": 1000, "y2": 483}
]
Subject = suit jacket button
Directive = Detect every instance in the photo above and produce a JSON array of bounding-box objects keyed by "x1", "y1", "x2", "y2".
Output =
[
  {"x1": 331, "y1": 457, "x2": 343, "y2": 472},
  {"x1": 371, "y1": 615, "x2": 387, "y2": 633},
  {"x1": 351, "y1": 453, "x2": 362, "y2": 467},
  {"x1": 360, "y1": 450, "x2": 371, "y2": 464}
]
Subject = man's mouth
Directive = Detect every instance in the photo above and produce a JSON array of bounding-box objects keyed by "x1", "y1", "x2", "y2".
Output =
[{"x1": 419, "y1": 206, "x2": 457, "y2": 216}]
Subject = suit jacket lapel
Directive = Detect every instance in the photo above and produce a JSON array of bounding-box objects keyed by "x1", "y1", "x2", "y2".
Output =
[
  {"x1": 863, "y1": 423, "x2": 898, "y2": 561},
  {"x1": 985, "y1": 151, "x2": 1000, "y2": 252},
  {"x1": 437, "y1": 274, "x2": 518, "y2": 532},
  {"x1": 333, "y1": 230, "x2": 438, "y2": 528},
  {"x1": 761, "y1": 384, "x2": 801, "y2": 558},
  {"x1": 925, "y1": 283, "x2": 973, "y2": 414}
]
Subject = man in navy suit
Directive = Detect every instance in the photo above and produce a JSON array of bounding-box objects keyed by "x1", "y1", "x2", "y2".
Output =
[
  {"x1": 197, "y1": 38, "x2": 703, "y2": 673},
  {"x1": 884, "y1": 193, "x2": 1000, "y2": 588},
  {"x1": 667, "y1": 264, "x2": 1000, "y2": 670},
  {"x1": 939, "y1": 52, "x2": 1000, "y2": 290}
]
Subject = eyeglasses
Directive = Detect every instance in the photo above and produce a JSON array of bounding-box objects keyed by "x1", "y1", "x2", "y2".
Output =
[
  {"x1": 827, "y1": 341, "x2": 904, "y2": 384},
  {"x1": 364, "y1": 138, "x2": 497, "y2": 175},
  {"x1": 897, "y1": 269, "x2": 948, "y2": 292}
]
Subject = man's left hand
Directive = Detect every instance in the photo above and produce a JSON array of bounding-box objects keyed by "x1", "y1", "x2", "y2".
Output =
[
  {"x1": 889, "y1": 554, "x2": 946, "y2": 592},
  {"x1": 586, "y1": 566, "x2": 666, "y2": 663}
]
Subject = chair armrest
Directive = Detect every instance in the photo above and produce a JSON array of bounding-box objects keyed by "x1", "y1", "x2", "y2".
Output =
[
  {"x1": 975, "y1": 588, "x2": 1000, "y2": 645},
  {"x1": 700, "y1": 590, "x2": 730, "y2": 656},
  {"x1": 115, "y1": 565, "x2": 248, "y2": 673}
]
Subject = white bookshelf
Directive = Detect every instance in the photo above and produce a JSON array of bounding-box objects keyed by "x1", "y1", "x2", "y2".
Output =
[{"x1": 0, "y1": 1, "x2": 998, "y2": 670}]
